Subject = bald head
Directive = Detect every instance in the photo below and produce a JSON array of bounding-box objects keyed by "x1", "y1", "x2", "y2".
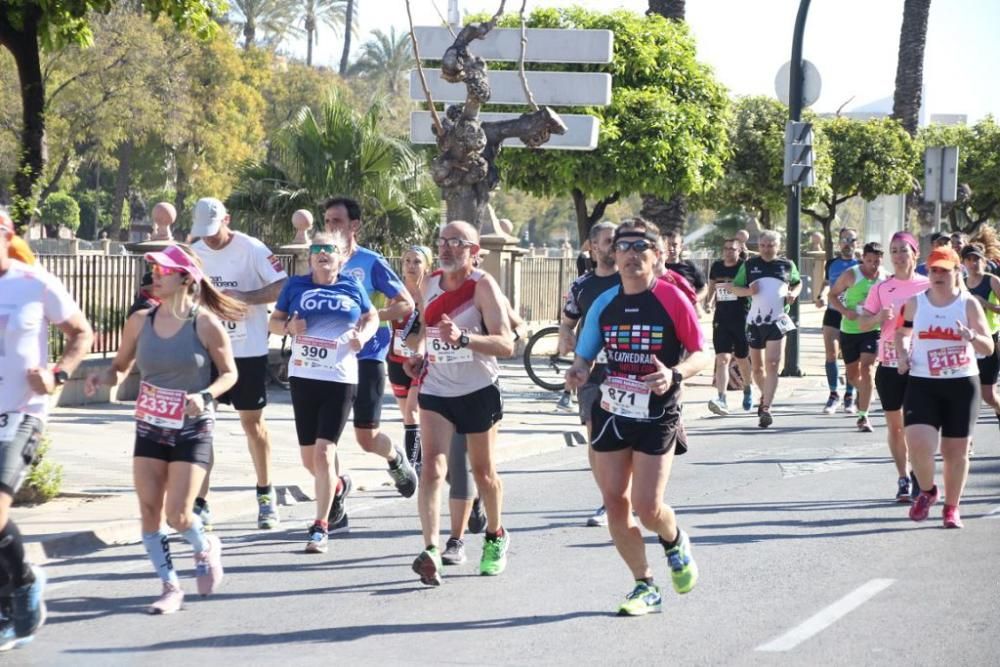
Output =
[
  {"x1": 442, "y1": 220, "x2": 479, "y2": 243},
  {"x1": 438, "y1": 220, "x2": 480, "y2": 272}
]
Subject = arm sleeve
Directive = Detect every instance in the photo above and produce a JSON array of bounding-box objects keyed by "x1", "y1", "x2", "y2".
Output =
[
  {"x1": 653, "y1": 281, "x2": 706, "y2": 353},
  {"x1": 733, "y1": 263, "x2": 748, "y2": 288},
  {"x1": 789, "y1": 261, "x2": 801, "y2": 286},
  {"x1": 372, "y1": 257, "x2": 404, "y2": 299},
  {"x1": 563, "y1": 278, "x2": 583, "y2": 320},
  {"x1": 575, "y1": 286, "x2": 616, "y2": 360},
  {"x1": 42, "y1": 273, "x2": 80, "y2": 325}
]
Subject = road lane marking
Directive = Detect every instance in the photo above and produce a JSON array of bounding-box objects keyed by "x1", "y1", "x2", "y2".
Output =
[
  {"x1": 985, "y1": 505, "x2": 1000, "y2": 518},
  {"x1": 755, "y1": 578, "x2": 895, "y2": 652}
]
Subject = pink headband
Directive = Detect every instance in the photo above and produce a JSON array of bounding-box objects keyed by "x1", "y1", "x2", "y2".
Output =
[{"x1": 890, "y1": 232, "x2": 918, "y2": 253}]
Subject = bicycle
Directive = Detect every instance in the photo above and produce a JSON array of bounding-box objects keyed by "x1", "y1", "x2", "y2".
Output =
[
  {"x1": 268, "y1": 334, "x2": 291, "y2": 390},
  {"x1": 522, "y1": 325, "x2": 573, "y2": 392}
]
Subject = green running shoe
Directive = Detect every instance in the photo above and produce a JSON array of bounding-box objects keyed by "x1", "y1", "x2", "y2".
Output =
[
  {"x1": 412, "y1": 547, "x2": 443, "y2": 586},
  {"x1": 479, "y1": 531, "x2": 510, "y2": 576},
  {"x1": 617, "y1": 581, "x2": 662, "y2": 616},
  {"x1": 665, "y1": 529, "x2": 698, "y2": 594}
]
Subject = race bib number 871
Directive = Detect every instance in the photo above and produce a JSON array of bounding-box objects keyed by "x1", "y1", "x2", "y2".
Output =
[{"x1": 600, "y1": 376, "x2": 651, "y2": 419}]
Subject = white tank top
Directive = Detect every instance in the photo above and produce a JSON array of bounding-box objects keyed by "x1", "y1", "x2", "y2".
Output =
[
  {"x1": 908, "y1": 291, "x2": 978, "y2": 379},
  {"x1": 419, "y1": 269, "x2": 499, "y2": 397}
]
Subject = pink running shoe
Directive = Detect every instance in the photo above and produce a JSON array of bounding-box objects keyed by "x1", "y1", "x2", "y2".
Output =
[
  {"x1": 148, "y1": 582, "x2": 184, "y2": 615},
  {"x1": 909, "y1": 487, "x2": 939, "y2": 522},
  {"x1": 942, "y1": 504, "x2": 964, "y2": 529},
  {"x1": 194, "y1": 534, "x2": 224, "y2": 596}
]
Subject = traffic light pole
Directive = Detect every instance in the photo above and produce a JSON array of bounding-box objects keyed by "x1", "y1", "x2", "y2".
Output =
[{"x1": 781, "y1": 0, "x2": 811, "y2": 378}]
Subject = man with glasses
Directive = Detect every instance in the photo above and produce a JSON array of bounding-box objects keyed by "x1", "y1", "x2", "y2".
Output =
[
  {"x1": 705, "y1": 239, "x2": 753, "y2": 415},
  {"x1": 814, "y1": 228, "x2": 859, "y2": 414},
  {"x1": 323, "y1": 197, "x2": 417, "y2": 533},
  {"x1": 191, "y1": 198, "x2": 288, "y2": 530},
  {"x1": 407, "y1": 221, "x2": 514, "y2": 586},
  {"x1": 663, "y1": 230, "x2": 707, "y2": 304},
  {"x1": 565, "y1": 217, "x2": 708, "y2": 616}
]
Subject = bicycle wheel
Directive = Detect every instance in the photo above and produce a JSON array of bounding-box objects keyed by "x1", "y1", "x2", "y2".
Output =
[{"x1": 523, "y1": 326, "x2": 572, "y2": 391}]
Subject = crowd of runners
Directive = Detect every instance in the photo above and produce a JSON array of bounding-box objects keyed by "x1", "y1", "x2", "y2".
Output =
[{"x1": 1, "y1": 200, "x2": 997, "y2": 646}]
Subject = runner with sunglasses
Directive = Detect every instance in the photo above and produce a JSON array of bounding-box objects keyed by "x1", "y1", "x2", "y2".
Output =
[
  {"x1": 85, "y1": 245, "x2": 244, "y2": 614},
  {"x1": 269, "y1": 232, "x2": 378, "y2": 553},
  {"x1": 815, "y1": 228, "x2": 860, "y2": 414}
]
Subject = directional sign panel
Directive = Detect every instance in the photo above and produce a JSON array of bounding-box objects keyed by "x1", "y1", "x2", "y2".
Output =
[
  {"x1": 412, "y1": 26, "x2": 613, "y2": 64},
  {"x1": 410, "y1": 112, "x2": 599, "y2": 151},
  {"x1": 409, "y1": 70, "x2": 612, "y2": 106}
]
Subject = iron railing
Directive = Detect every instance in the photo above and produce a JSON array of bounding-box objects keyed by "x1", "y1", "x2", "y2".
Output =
[{"x1": 519, "y1": 256, "x2": 577, "y2": 322}]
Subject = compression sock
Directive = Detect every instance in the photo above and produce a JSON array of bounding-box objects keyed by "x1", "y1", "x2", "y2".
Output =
[
  {"x1": 0, "y1": 521, "x2": 34, "y2": 587},
  {"x1": 638, "y1": 577, "x2": 654, "y2": 587},
  {"x1": 255, "y1": 485, "x2": 271, "y2": 497},
  {"x1": 845, "y1": 382, "x2": 854, "y2": 399},
  {"x1": 404, "y1": 424, "x2": 419, "y2": 463},
  {"x1": 486, "y1": 527, "x2": 505, "y2": 541},
  {"x1": 180, "y1": 514, "x2": 208, "y2": 554},
  {"x1": 142, "y1": 531, "x2": 179, "y2": 585},
  {"x1": 825, "y1": 361, "x2": 838, "y2": 392}
]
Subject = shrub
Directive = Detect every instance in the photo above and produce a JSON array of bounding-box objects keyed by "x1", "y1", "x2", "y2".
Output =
[
  {"x1": 39, "y1": 192, "x2": 81, "y2": 233},
  {"x1": 13, "y1": 432, "x2": 64, "y2": 506}
]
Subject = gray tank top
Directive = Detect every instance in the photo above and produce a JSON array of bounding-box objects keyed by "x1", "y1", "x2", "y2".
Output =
[{"x1": 136, "y1": 306, "x2": 212, "y2": 400}]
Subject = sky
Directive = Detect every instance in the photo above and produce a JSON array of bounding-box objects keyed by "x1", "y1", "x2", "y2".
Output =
[{"x1": 289, "y1": 0, "x2": 1000, "y2": 123}]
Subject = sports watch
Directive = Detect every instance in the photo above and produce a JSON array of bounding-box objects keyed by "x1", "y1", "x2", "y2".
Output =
[
  {"x1": 53, "y1": 367, "x2": 70, "y2": 386},
  {"x1": 458, "y1": 333, "x2": 471, "y2": 348}
]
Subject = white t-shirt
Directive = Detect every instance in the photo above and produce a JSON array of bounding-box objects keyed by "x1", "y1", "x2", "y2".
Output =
[
  {"x1": 0, "y1": 260, "x2": 79, "y2": 419},
  {"x1": 193, "y1": 232, "x2": 288, "y2": 358}
]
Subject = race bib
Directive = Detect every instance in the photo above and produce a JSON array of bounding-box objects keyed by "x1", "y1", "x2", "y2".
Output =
[
  {"x1": 880, "y1": 340, "x2": 900, "y2": 368},
  {"x1": 599, "y1": 375, "x2": 652, "y2": 419},
  {"x1": 222, "y1": 319, "x2": 247, "y2": 342},
  {"x1": 927, "y1": 346, "x2": 970, "y2": 377},
  {"x1": 715, "y1": 284, "x2": 737, "y2": 302},
  {"x1": 775, "y1": 314, "x2": 797, "y2": 334},
  {"x1": 392, "y1": 330, "x2": 415, "y2": 358},
  {"x1": 0, "y1": 412, "x2": 24, "y2": 442},
  {"x1": 426, "y1": 327, "x2": 473, "y2": 364},
  {"x1": 135, "y1": 382, "x2": 186, "y2": 430},
  {"x1": 291, "y1": 335, "x2": 340, "y2": 373}
]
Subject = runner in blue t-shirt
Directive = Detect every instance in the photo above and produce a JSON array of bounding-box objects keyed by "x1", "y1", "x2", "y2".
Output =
[
  {"x1": 814, "y1": 228, "x2": 859, "y2": 414},
  {"x1": 323, "y1": 197, "x2": 418, "y2": 532}
]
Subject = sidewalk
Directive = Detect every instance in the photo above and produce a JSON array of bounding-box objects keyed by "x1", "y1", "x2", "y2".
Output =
[{"x1": 13, "y1": 307, "x2": 835, "y2": 563}]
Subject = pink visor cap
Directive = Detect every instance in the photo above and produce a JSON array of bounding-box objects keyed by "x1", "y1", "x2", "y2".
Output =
[{"x1": 144, "y1": 245, "x2": 204, "y2": 283}]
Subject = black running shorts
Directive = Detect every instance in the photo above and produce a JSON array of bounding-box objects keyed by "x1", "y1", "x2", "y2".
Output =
[
  {"x1": 875, "y1": 364, "x2": 908, "y2": 412},
  {"x1": 840, "y1": 331, "x2": 879, "y2": 365},
  {"x1": 134, "y1": 417, "x2": 213, "y2": 465},
  {"x1": 0, "y1": 414, "x2": 43, "y2": 496},
  {"x1": 747, "y1": 322, "x2": 784, "y2": 350},
  {"x1": 590, "y1": 405, "x2": 685, "y2": 456},
  {"x1": 976, "y1": 334, "x2": 999, "y2": 385},
  {"x1": 387, "y1": 359, "x2": 414, "y2": 399},
  {"x1": 290, "y1": 377, "x2": 356, "y2": 446},
  {"x1": 353, "y1": 360, "x2": 386, "y2": 429},
  {"x1": 712, "y1": 318, "x2": 749, "y2": 358},
  {"x1": 903, "y1": 375, "x2": 980, "y2": 439},
  {"x1": 419, "y1": 384, "x2": 503, "y2": 435},
  {"x1": 217, "y1": 355, "x2": 269, "y2": 411},
  {"x1": 822, "y1": 308, "x2": 843, "y2": 329}
]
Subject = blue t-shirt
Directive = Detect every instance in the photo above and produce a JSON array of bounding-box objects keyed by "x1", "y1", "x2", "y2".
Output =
[
  {"x1": 276, "y1": 274, "x2": 372, "y2": 383},
  {"x1": 825, "y1": 256, "x2": 859, "y2": 308},
  {"x1": 341, "y1": 246, "x2": 406, "y2": 361}
]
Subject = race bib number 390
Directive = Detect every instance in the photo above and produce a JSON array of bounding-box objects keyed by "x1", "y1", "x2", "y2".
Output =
[
  {"x1": 0, "y1": 412, "x2": 24, "y2": 442},
  {"x1": 426, "y1": 327, "x2": 473, "y2": 364},
  {"x1": 927, "y1": 346, "x2": 970, "y2": 377},
  {"x1": 291, "y1": 335, "x2": 339, "y2": 373},
  {"x1": 600, "y1": 376, "x2": 651, "y2": 419},
  {"x1": 135, "y1": 382, "x2": 186, "y2": 430},
  {"x1": 222, "y1": 319, "x2": 248, "y2": 342}
]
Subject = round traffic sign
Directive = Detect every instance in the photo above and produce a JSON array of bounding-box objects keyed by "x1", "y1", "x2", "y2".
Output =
[{"x1": 775, "y1": 60, "x2": 822, "y2": 107}]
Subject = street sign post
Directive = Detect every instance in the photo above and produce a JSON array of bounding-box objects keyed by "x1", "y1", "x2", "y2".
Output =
[{"x1": 924, "y1": 146, "x2": 960, "y2": 232}]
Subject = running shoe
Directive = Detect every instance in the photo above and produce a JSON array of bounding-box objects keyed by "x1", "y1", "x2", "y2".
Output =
[
  {"x1": 586, "y1": 505, "x2": 608, "y2": 527},
  {"x1": 555, "y1": 391, "x2": 574, "y2": 412},
  {"x1": 194, "y1": 501, "x2": 213, "y2": 532},
  {"x1": 257, "y1": 490, "x2": 280, "y2": 530},
  {"x1": 617, "y1": 581, "x2": 663, "y2": 616},
  {"x1": 0, "y1": 617, "x2": 32, "y2": 652},
  {"x1": 742, "y1": 388, "x2": 753, "y2": 412},
  {"x1": 305, "y1": 525, "x2": 329, "y2": 553},
  {"x1": 857, "y1": 415, "x2": 873, "y2": 433},
  {"x1": 758, "y1": 406, "x2": 773, "y2": 429},
  {"x1": 843, "y1": 394, "x2": 857, "y2": 414},
  {"x1": 467, "y1": 497, "x2": 487, "y2": 534},
  {"x1": 942, "y1": 504, "x2": 964, "y2": 529},
  {"x1": 707, "y1": 397, "x2": 730, "y2": 416},
  {"x1": 193, "y1": 534, "x2": 224, "y2": 596},
  {"x1": 822, "y1": 392, "x2": 839, "y2": 414},
  {"x1": 328, "y1": 474, "x2": 352, "y2": 526},
  {"x1": 480, "y1": 531, "x2": 510, "y2": 576},
  {"x1": 910, "y1": 471, "x2": 921, "y2": 500},
  {"x1": 327, "y1": 514, "x2": 350, "y2": 535},
  {"x1": 665, "y1": 530, "x2": 698, "y2": 594},
  {"x1": 413, "y1": 547, "x2": 443, "y2": 586},
  {"x1": 388, "y1": 447, "x2": 418, "y2": 498},
  {"x1": 10, "y1": 565, "x2": 46, "y2": 638},
  {"x1": 148, "y1": 581, "x2": 185, "y2": 615},
  {"x1": 909, "y1": 487, "x2": 939, "y2": 522},
  {"x1": 441, "y1": 537, "x2": 467, "y2": 565},
  {"x1": 895, "y1": 477, "x2": 911, "y2": 504}
]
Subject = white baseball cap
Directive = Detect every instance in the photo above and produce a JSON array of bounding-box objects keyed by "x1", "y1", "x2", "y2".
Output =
[{"x1": 191, "y1": 197, "x2": 228, "y2": 237}]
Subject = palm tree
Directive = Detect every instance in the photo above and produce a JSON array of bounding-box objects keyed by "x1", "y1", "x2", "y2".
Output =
[
  {"x1": 229, "y1": 0, "x2": 298, "y2": 50},
  {"x1": 339, "y1": 0, "x2": 355, "y2": 75},
  {"x1": 347, "y1": 28, "x2": 414, "y2": 95},
  {"x1": 229, "y1": 93, "x2": 438, "y2": 251},
  {"x1": 300, "y1": 0, "x2": 356, "y2": 67},
  {"x1": 891, "y1": 0, "x2": 932, "y2": 137}
]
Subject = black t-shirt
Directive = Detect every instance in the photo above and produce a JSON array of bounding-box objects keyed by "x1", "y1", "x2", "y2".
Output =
[
  {"x1": 665, "y1": 260, "x2": 706, "y2": 292},
  {"x1": 708, "y1": 260, "x2": 748, "y2": 322},
  {"x1": 576, "y1": 252, "x2": 593, "y2": 277},
  {"x1": 564, "y1": 270, "x2": 621, "y2": 382}
]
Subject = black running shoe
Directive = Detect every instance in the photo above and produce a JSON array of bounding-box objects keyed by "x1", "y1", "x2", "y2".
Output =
[
  {"x1": 328, "y1": 474, "x2": 352, "y2": 526},
  {"x1": 467, "y1": 497, "x2": 487, "y2": 534}
]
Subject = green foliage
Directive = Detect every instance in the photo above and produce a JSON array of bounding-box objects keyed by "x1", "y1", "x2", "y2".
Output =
[
  {"x1": 13, "y1": 432, "x2": 63, "y2": 506},
  {"x1": 39, "y1": 191, "x2": 81, "y2": 230},
  {"x1": 348, "y1": 27, "x2": 414, "y2": 96},
  {"x1": 228, "y1": 0, "x2": 299, "y2": 49}
]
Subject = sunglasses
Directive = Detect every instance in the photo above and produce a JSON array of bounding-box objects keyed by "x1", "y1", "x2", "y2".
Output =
[
  {"x1": 842, "y1": 237, "x2": 858, "y2": 243},
  {"x1": 151, "y1": 264, "x2": 186, "y2": 277},
  {"x1": 309, "y1": 244, "x2": 339, "y2": 255},
  {"x1": 614, "y1": 239, "x2": 655, "y2": 253},
  {"x1": 436, "y1": 237, "x2": 475, "y2": 249}
]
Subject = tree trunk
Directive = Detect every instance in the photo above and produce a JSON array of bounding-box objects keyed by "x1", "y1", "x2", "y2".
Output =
[
  {"x1": 339, "y1": 0, "x2": 354, "y2": 75},
  {"x1": 647, "y1": 0, "x2": 686, "y2": 21},
  {"x1": 891, "y1": 0, "x2": 932, "y2": 136},
  {"x1": 759, "y1": 208, "x2": 772, "y2": 230},
  {"x1": 243, "y1": 21, "x2": 255, "y2": 50},
  {"x1": 0, "y1": 7, "x2": 46, "y2": 230},
  {"x1": 109, "y1": 139, "x2": 134, "y2": 238},
  {"x1": 571, "y1": 188, "x2": 620, "y2": 244},
  {"x1": 306, "y1": 30, "x2": 314, "y2": 66},
  {"x1": 640, "y1": 193, "x2": 687, "y2": 234}
]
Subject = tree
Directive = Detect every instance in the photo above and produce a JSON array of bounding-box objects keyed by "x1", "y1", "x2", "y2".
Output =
[
  {"x1": 891, "y1": 0, "x2": 932, "y2": 136},
  {"x1": 488, "y1": 8, "x2": 730, "y2": 243},
  {"x1": 802, "y1": 117, "x2": 918, "y2": 255},
  {"x1": 0, "y1": 0, "x2": 219, "y2": 230},
  {"x1": 647, "y1": 0, "x2": 685, "y2": 21},
  {"x1": 300, "y1": 0, "x2": 354, "y2": 67},
  {"x1": 39, "y1": 191, "x2": 80, "y2": 234},
  {"x1": 229, "y1": 93, "x2": 438, "y2": 252},
  {"x1": 348, "y1": 27, "x2": 413, "y2": 95},
  {"x1": 337, "y1": 0, "x2": 354, "y2": 75},
  {"x1": 228, "y1": 0, "x2": 298, "y2": 51}
]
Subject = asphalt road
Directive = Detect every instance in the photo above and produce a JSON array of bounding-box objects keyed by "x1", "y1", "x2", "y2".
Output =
[{"x1": 12, "y1": 395, "x2": 1000, "y2": 666}]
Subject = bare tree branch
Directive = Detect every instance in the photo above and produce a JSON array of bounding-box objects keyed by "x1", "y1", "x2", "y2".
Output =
[
  {"x1": 405, "y1": 0, "x2": 443, "y2": 136},
  {"x1": 430, "y1": 0, "x2": 458, "y2": 38},
  {"x1": 518, "y1": 0, "x2": 538, "y2": 111}
]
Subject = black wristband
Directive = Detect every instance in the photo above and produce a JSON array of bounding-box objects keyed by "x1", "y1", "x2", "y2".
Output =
[{"x1": 902, "y1": 320, "x2": 914, "y2": 328}]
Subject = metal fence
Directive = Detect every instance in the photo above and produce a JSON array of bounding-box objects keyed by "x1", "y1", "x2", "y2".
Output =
[{"x1": 519, "y1": 256, "x2": 577, "y2": 323}]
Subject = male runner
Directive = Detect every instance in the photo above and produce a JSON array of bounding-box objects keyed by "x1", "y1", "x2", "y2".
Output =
[
  {"x1": 191, "y1": 197, "x2": 288, "y2": 529},
  {"x1": 662, "y1": 230, "x2": 707, "y2": 303},
  {"x1": 814, "y1": 228, "x2": 859, "y2": 414},
  {"x1": 705, "y1": 238, "x2": 753, "y2": 414}
]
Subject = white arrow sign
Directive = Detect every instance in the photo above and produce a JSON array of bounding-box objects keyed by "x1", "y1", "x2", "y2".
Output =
[
  {"x1": 412, "y1": 26, "x2": 613, "y2": 64},
  {"x1": 409, "y1": 70, "x2": 612, "y2": 106},
  {"x1": 410, "y1": 112, "x2": 599, "y2": 151}
]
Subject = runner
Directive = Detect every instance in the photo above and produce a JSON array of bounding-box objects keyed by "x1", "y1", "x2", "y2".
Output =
[
  {"x1": 895, "y1": 246, "x2": 994, "y2": 528},
  {"x1": 961, "y1": 243, "x2": 1000, "y2": 431},
  {"x1": 814, "y1": 228, "x2": 859, "y2": 414},
  {"x1": 406, "y1": 221, "x2": 514, "y2": 586},
  {"x1": 653, "y1": 238, "x2": 698, "y2": 306},
  {"x1": 85, "y1": 245, "x2": 242, "y2": 613},
  {"x1": 323, "y1": 197, "x2": 418, "y2": 534},
  {"x1": 705, "y1": 238, "x2": 753, "y2": 415},
  {"x1": 0, "y1": 212, "x2": 93, "y2": 647},
  {"x1": 829, "y1": 242, "x2": 889, "y2": 432},
  {"x1": 915, "y1": 232, "x2": 951, "y2": 276},
  {"x1": 565, "y1": 218, "x2": 709, "y2": 616},
  {"x1": 190, "y1": 197, "x2": 288, "y2": 530},
  {"x1": 268, "y1": 232, "x2": 378, "y2": 553},
  {"x1": 662, "y1": 230, "x2": 707, "y2": 304},
  {"x1": 730, "y1": 230, "x2": 802, "y2": 428},
  {"x1": 857, "y1": 233, "x2": 928, "y2": 501},
  {"x1": 558, "y1": 221, "x2": 620, "y2": 528}
]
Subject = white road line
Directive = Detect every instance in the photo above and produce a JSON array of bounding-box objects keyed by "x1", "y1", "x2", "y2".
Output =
[
  {"x1": 985, "y1": 505, "x2": 1000, "y2": 518},
  {"x1": 755, "y1": 579, "x2": 895, "y2": 652}
]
